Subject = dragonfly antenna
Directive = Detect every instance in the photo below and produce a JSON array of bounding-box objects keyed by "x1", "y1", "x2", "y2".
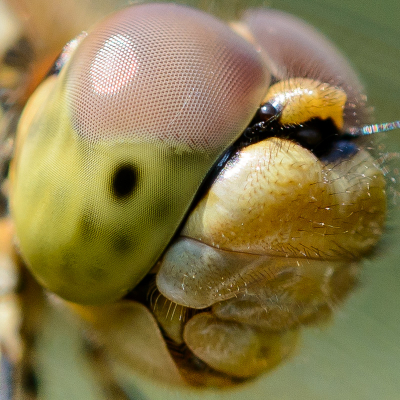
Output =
[{"x1": 347, "y1": 121, "x2": 400, "y2": 137}]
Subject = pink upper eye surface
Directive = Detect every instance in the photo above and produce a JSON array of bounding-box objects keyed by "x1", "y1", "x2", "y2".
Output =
[{"x1": 64, "y1": 3, "x2": 270, "y2": 152}]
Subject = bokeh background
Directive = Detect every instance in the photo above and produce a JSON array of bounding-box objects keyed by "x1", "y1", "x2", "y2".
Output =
[{"x1": 2, "y1": 0, "x2": 400, "y2": 399}]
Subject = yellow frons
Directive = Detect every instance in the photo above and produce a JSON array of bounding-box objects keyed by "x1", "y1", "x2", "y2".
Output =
[{"x1": 263, "y1": 77, "x2": 347, "y2": 129}]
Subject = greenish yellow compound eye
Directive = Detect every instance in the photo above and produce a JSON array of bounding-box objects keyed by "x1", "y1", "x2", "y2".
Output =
[{"x1": 10, "y1": 3, "x2": 270, "y2": 304}]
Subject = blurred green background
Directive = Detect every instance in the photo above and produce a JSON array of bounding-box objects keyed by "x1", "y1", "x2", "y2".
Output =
[{"x1": 3, "y1": 0, "x2": 400, "y2": 399}]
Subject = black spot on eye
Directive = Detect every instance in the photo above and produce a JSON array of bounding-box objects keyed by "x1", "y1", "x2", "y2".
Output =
[
  {"x1": 148, "y1": 196, "x2": 174, "y2": 223},
  {"x1": 112, "y1": 232, "x2": 132, "y2": 254},
  {"x1": 111, "y1": 164, "x2": 138, "y2": 199},
  {"x1": 88, "y1": 266, "x2": 107, "y2": 281},
  {"x1": 59, "y1": 252, "x2": 79, "y2": 285},
  {"x1": 79, "y1": 211, "x2": 98, "y2": 241}
]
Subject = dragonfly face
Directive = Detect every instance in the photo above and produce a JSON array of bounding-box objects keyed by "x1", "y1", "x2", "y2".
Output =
[{"x1": 0, "y1": 0, "x2": 392, "y2": 392}]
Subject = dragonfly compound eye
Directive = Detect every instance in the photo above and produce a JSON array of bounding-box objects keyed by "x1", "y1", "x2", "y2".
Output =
[{"x1": 10, "y1": 3, "x2": 269, "y2": 304}]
